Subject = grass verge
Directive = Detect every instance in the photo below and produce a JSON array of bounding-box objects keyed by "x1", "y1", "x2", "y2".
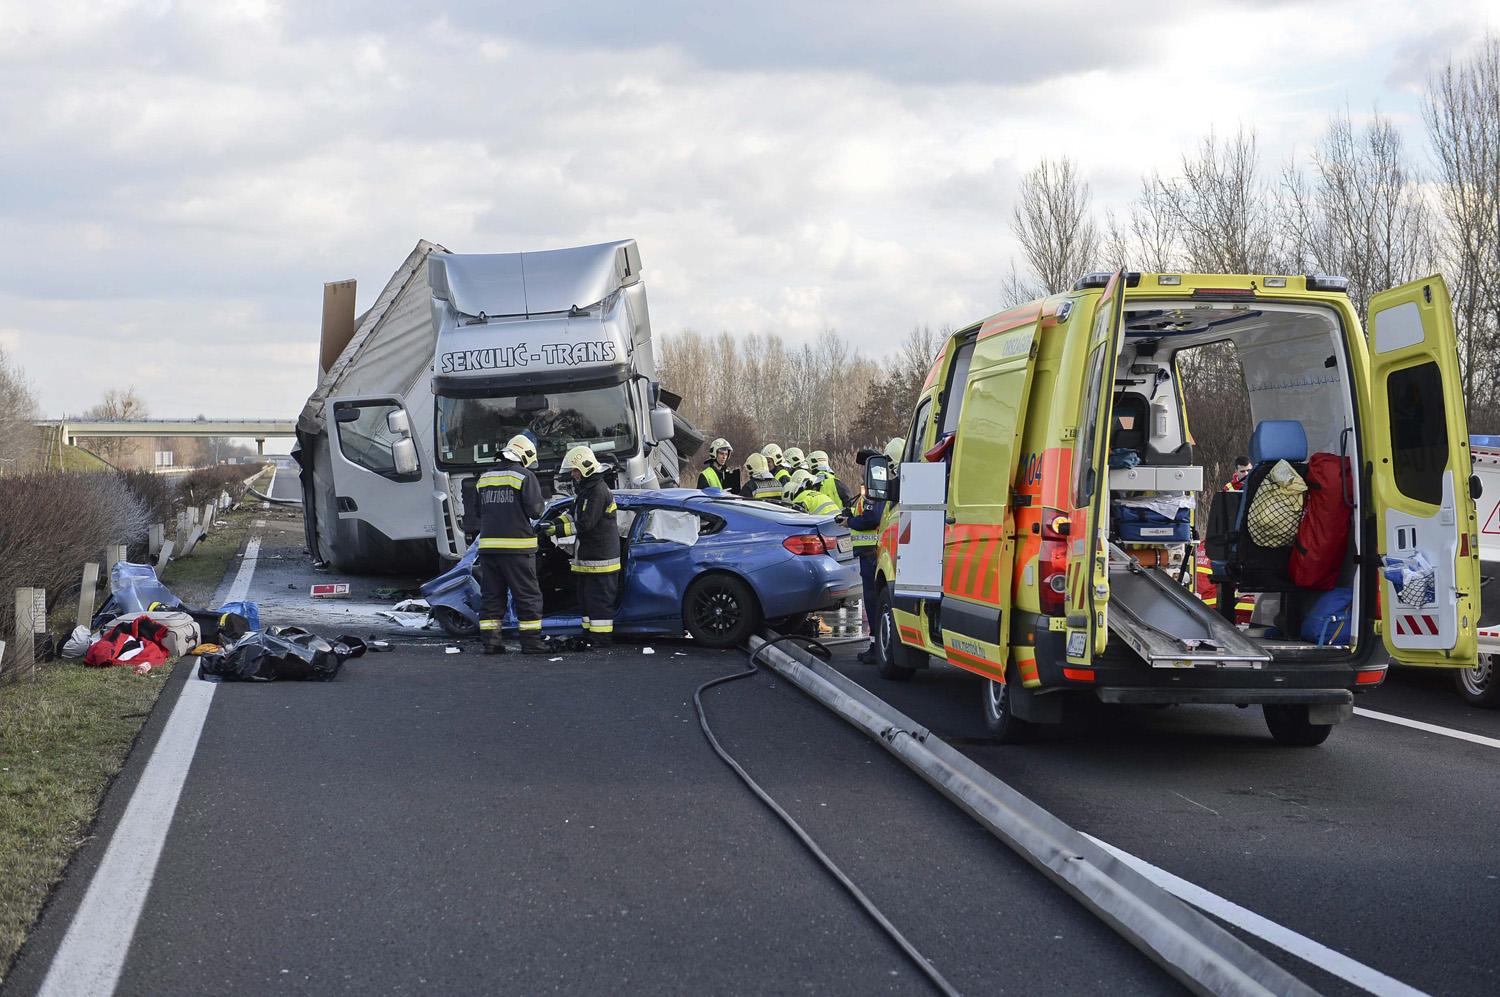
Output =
[
  {"x1": 0, "y1": 660, "x2": 178, "y2": 982},
  {"x1": 159, "y1": 495, "x2": 264, "y2": 607}
]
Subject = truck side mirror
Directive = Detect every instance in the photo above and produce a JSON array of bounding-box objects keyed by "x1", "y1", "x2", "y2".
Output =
[
  {"x1": 650, "y1": 405, "x2": 675, "y2": 442},
  {"x1": 864, "y1": 456, "x2": 893, "y2": 502},
  {"x1": 391, "y1": 438, "x2": 420, "y2": 478},
  {"x1": 648, "y1": 380, "x2": 662, "y2": 409},
  {"x1": 386, "y1": 409, "x2": 411, "y2": 437}
]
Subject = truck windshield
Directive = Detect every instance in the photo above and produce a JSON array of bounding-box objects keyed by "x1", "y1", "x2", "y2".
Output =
[{"x1": 436, "y1": 384, "x2": 637, "y2": 467}]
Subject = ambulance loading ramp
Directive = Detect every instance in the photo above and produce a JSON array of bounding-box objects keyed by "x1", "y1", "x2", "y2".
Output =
[{"x1": 1106, "y1": 548, "x2": 1271, "y2": 670}]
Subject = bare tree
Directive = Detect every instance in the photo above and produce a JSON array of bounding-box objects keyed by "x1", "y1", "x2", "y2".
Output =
[
  {"x1": 1011, "y1": 157, "x2": 1100, "y2": 294},
  {"x1": 1284, "y1": 106, "x2": 1432, "y2": 321},
  {"x1": 1425, "y1": 36, "x2": 1500, "y2": 430},
  {"x1": 0, "y1": 347, "x2": 39, "y2": 474},
  {"x1": 1157, "y1": 127, "x2": 1283, "y2": 274},
  {"x1": 81, "y1": 387, "x2": 151, "y2": 467}
]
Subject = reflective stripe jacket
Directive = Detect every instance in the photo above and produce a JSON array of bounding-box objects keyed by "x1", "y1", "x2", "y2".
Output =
[
  {"x1": 792, "y1": 489, "x2": 840, "y2": 516},
  {"x1": 557, "y1": 475, "x2": 620, "y2": 571},
  {"x1": 475, "y1": 460, "x2": 544, "y2": 552},
  {"x1": 846, "y1": 494, "x2": 884, "y2": 552},
  {"x1": 739, "y1": 474, "x2": 783, "y2": 501},
  {"x1": 817, "y1": 471, "x2": 852, "y2": 507}
]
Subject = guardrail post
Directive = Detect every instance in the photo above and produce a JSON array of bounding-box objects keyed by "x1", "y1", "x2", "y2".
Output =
[
  {"x1": 148, "y1": 524, "x2": 164, "y2": 558},
  {"x1": 202, "y1": 501, "x2": 215, "y2": 528},
  {"x1": 179, "y1": 526, "x2": 205, "y2": 558},
  {"x1": 13, "y1": 588, "x2": 43, "y2": 681},
  {"x1": 105, "y1": 544, "x2": 127, "y2": 570},
  {"x1": 155, "y1": 540, "x2": 174, "y2": 578},
  {"x1": 76, "y1": 563, "x2": 100, "y2": 629}
]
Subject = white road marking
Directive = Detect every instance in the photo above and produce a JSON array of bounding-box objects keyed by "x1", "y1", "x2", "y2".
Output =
[
  {"x1": 261, "y1": 464, "x2": 277, "y2": 508},
  {"x1": 37, "y1": 536, "x2": 262, "y2": 997},
  {"x1": 1085, "y1": 835, "x2": 1433, "y2": 997},
  {"x1": 1353, "y1": 707, "x2": 1500, "y2": 749}
]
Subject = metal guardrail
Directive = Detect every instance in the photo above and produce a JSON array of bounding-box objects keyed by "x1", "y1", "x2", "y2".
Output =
[{"x1": 746, "y1": 633, "x2": 1322, "y2": 997}]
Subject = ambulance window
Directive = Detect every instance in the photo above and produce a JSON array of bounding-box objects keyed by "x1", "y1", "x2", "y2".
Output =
[
  {"x1": 940, "y1": 340, "x2": 977, "y2": 436},
  {"x1": 1073, "y1": 343, "x2": 1109, "y2": 507},
  {"x1": 1387, "y1": 360, "x2": 1448, "y2": 506},
  {"x1": 906, "y1": 399, "x2": 932, "y2": 462}
]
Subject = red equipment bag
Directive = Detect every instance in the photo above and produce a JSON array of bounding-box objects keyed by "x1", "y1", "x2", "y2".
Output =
[{"x1": 1289, "y1": 452, "x2": 1352, "y2": 591}]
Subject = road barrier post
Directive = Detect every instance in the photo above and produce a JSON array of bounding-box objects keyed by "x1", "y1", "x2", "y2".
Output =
[
  {"x1": 189, "y1": 507, "x2": 199, "y2": 526},
  {"x1": 105, "y1": 544, "x2": 127, "y2": 570},
  {"x1": 76, "y1": 564, "x2": 100, "y2": 629},
  {"x1": 179, "y1": 527, "x2": 205, "y2": 558},
  {"x1": 13, "y1": 588, "x2": 44, "y2": 681},
  {"x1": 148, "y1": 524, "x2": 164, "y2": 558},
  {"x1": 155, "y1": 540, "x2": 174, "y2": 579}
]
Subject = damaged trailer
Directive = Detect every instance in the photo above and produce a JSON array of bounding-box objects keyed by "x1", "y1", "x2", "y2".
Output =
[{"x1": 295, "y1": 239, "x2": 702, "y2": 574}]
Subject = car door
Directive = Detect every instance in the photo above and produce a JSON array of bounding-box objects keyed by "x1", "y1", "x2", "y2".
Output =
[
  {"x1": 940, "y1": 305, "x2": 1042, "y2": 682},
  {"x1": 1065, "y1": 273, "x2": 1126, "y2": 666},
  {"x1": 1365, "y1": 276, "x2": 1479, "y2": 666},
  {"x1": 328, "y1": 395, "x2": 433, "y2": 545},
  {"x1": 623, "y1": 506, "x2": 706, "y2": 623}
]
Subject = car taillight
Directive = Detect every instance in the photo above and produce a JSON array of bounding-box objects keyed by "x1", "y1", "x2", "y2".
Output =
[
  {"x1": 1039, "y1": 507, "x2": 1070, "y2": 615},
  {"x1": 784, "y1": 534, "x2": 835, "y2": 555}
]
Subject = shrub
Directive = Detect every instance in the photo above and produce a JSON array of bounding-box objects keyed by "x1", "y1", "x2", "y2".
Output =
[
  {"x1": 118, "y1": 469, "x2": 178, "y2": 526},
  {"x1": 0, "y1": 473, "x2": 150, "y2": 660},
  {"x1": 177, "y1": 465, "x2": 264, "y2": 508}
]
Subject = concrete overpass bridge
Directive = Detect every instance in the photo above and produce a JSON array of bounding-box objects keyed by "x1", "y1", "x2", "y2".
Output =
[{"x1": 39, "y1": 419, "x2": 296, "y2": 455}]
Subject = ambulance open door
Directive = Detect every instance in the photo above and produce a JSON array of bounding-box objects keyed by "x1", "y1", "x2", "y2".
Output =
[
  {"x1": 1065, "y1": 273, "x2": 1126, "y2": 666},
  {"x1": 1365, "y1": 276, "x2": 1479, "y2": 666}
]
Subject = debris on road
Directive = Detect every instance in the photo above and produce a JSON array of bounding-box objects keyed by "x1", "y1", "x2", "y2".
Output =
[
  {"x1": 199, "y1": 628, "x2": 366, "y2": 682},
  {"x1": 310, "y1": 583, "x2": 351, "y2": 599}
]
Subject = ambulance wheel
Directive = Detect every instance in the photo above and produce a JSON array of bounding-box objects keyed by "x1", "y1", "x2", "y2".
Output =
[
  {"x1": 1262, "y1": 704, "x2": 1333, "y2": 746},
  {"x1": 432, "y1": 606, "x2": 479, "y2": 638},
  {"x1": 874, "y1": 589, "x2": 922, "y2": 681},
  {"x1": 1454, "y1": 653, "x2": 1500, "y2": 708},
  {"x1": 982, "y1": 670, "x2": 1039, "y2": 744},
  {"x1": 684, "y1": 573, "x2": 761, "y2": 649}
]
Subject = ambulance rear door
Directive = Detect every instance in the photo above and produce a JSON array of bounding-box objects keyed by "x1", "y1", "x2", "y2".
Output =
[
  {"x1": 1366, "y1": 275, "x2": 1478, "y2": 666},
  {"x1": 1065, "y1": 274, "x2": 1126, "y2": 666},
  {"x1": 939, "y1": 305, "x2": 1043, "y2": 681}
]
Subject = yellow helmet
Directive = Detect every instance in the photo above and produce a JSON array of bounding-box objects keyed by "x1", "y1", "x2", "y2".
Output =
[
  {"x1": 744, "y1": 452, "x2": 770, "y2": 476},
  {"x1": 884, "y1": 437, "x2": 905, "y2": 463},
  {"x1": 808, "y1": 449, "x2": 830, "y2": 471},
  {"x1": 562, "y1": 444, "x2": 601, "y2": 477},
  {"x1": 784, "y1": 447, "x2": 806, "y2": 469},
  {"x1": 761, "y1": 443, "x2": 783, "y2": 463},
  {"x1": 709, "y1": 437, "x2": 733, "y2": 455},
  {"x1": 782, "y1": 473, "x2": 811, "y2": 502},
  {"x1": 504, "y1": 434, "x2": 538, "y2": 468}
]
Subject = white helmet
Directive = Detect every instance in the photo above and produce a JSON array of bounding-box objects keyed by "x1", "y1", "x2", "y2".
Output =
[
  {"x1": 808, "y1": 449, "x2": 830, "y2": 471},
  {"x1": 761, "y1": 443, "x2": 784, "y2": 464},
  {"x1": 784, "y1": 447, "x2": 807, "y2": 469},
  {"x1": 884, "y1": 437, "x2": 906, "y2": 463},
  {"x1": 562, "y1": 444, "x2": 601, "y2": 477},
  {"x1": 709, "y1": 437, "x2": 733, "y2": 455},
  {"x1": 744, "y1": 452, "x2": 770, "y2": 477},
  {"x1": 504, "y1": 434, "x2": 538, "y2": 467}
]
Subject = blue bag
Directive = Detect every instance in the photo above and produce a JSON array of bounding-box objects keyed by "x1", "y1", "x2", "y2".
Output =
[
  {"x1": 216, "y1": 601, "x2": 261, "y2": 630},
  {"x1": 1300, "y1": 587, "x2": 1353, "y2": 646}
]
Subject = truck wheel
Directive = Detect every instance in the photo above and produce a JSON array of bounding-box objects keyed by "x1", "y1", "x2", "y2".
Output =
[
  {"x1": 1263, "y1": 704, "x2": 1334, "y2": 746},
  {"x1": 1454, "y1": 653, "x2": 1500, "y2": 708},
  {"x1": 684, "y1": 574, "x2": 761, "y2": 649},
  {"x1": 874, "y1": 588, "x2": 923, "y2": 681},
  {"x1": 431, "y1": 605, "x2": 479, "y2": 638},
  {"x1": 982, "y1": 672, "x2": 1039, "y2": 744}
]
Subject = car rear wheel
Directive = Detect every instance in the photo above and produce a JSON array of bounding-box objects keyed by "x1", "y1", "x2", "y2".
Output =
[
  {"x1": 874, "y1": 588, "x2": 924, "y2": 681},
  {"x1": 1454, "y1": 653, "x2": 1500, "y2": 708},
  {"x1": 684, "y1": 574, "x2": 761, "y2": 649},
  {"x1": 981, "y1": 672, "x2": 1039, "y2": 744},
  {"x1": 431, "y1": 605, "x2": 479, "y2": 638},
  {"x1": 1263, "y1": 704, "x2": 1334, "y2": 746}
]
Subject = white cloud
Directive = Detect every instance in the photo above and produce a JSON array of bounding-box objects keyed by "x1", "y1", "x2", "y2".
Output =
[{"x1": 0, "y1": 0, "x2": 1494, "y2": 420}]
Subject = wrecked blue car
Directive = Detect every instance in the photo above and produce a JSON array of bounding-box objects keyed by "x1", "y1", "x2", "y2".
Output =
[{"x1": 421, "y1": 489, "x2": 860, "y2": 648}]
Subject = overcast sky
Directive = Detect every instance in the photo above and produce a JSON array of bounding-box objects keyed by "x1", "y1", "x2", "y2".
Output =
[{"x1": 0, "y1": 0, "x2": 1494, "y2": 428}]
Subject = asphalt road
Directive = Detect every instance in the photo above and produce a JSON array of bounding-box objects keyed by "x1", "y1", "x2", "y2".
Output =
[{"x1": 7, "y1": 505, "x2": 1498, "y2": 996}]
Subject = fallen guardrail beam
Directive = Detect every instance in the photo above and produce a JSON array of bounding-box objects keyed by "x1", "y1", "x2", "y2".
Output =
[{"x1": 747, "y1": 633, "x2": 1321, "y2": 997}]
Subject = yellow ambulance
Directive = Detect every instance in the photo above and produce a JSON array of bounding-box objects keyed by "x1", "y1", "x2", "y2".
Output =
[{"x1": 863, "y1": 271, "x2": 1478, "y2": 745}]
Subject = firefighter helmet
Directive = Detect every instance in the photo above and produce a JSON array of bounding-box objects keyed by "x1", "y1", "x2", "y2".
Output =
[
  {"x1": 709, "y1": 437, "x2": 733, "y2": 455},
  {"x1": 744, "y1": 452, "x2": 770, "y2": 476},
  {"x1": 784, "y1": 447, "x2": 806, "y2": 469},
  {"x1": 562, "y1": 444, "x2": 601, "y2": 477},
  {"x1": 884, "y1": 437, "x2": 906, "y2": 463},
  {"x1": 504, "y1": 434, "x2": 538, "y2": 467},
  {"x1": 782, "y1": 471, "x2": 814, "y2": 502},
  {"x1": 808, "y1": 449, "x2": 830, "y2": 471},
  {"x1": 761, "y1": 443, "x2": 784, "y2": 464}
]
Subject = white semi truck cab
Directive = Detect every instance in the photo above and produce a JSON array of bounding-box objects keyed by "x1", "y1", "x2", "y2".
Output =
[{"x1": 427, "y1": 241, "x2": 675, "y2": 555}]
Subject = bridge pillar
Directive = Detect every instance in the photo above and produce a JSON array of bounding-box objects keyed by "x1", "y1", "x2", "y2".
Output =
[{"x1": 256, "y1": 438, "x2": 265, "y2": 456}]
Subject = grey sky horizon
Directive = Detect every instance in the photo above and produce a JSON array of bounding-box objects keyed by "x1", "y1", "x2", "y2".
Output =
[{"x1": 1, "y1": 0, "x2": 1493, "y2": 433}]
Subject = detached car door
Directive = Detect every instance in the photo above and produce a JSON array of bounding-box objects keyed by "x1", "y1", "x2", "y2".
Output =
[
  {"x1": 1366, "y1": 276, "x2": 1479, "y2": 666},
  {"x1": 1065, "y1": 273, "x2": 1126, "y2": 666},
  {"x1": 328, "y1": 396, "x2": 432, "y2": 545}
]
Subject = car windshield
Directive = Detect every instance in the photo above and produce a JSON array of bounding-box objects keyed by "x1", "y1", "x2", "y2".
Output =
[{"x1": 436, "y1": 385, "x2": 637, "y2": 467}]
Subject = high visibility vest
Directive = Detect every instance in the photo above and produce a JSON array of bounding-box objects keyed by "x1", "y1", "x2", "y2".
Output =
[
  {"x1": 848, "y1": 495, "x2": 879, "y2": 549},
  {"x1": 817, "y1": 473, "x2": 842, "y2": 504},
  {"x1": 793, "y1": 490, "x2": 840, "y2": 516},
  {"x1": 699, "y1": 465, "x2": 724, "y2": 489}
]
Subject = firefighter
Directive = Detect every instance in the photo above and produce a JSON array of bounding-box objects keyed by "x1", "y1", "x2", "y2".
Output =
[
  {"x1": 697, "y1": 437, "x2": 737, "y2": 491},
  {"x1": 545, "y1": 444, "x2": 621, "y2": 647},
  {"x1": 762, "y1": 443, "x2": 791, "y2": 483},
  {"x1": 739, "y1": 452, "x2": 782, "y2": 500},
  {"x1": 783, "y1": 447, "x2": 808, "y2": 474},
  {"x1": 809, "y1": 450, "x2": 852, "y2": 506},
  {"x1": 784, "y1": 470, "x2": 840, "y2": 515},
  {"x1": 475, "y1": 434, "x2": 548, "y2": 655}
]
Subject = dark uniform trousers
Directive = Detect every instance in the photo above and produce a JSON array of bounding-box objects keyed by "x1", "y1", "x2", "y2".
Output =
[{"x1": 479, "y1": 552, "x2": 544, "y2": 634}]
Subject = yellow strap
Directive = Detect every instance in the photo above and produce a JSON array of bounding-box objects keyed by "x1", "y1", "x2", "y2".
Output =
[{"x1": 479, "y1": 537, "x2": 538, "y2": 550}]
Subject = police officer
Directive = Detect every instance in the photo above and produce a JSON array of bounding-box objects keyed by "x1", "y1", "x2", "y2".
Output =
[
  {"x1": 761, "y1": 443, "x2": 791, "y2": 484},
  {"x1": 809, "y1": 450, "x2": 853, "y2": 506},
  {"x1": 739, "y1": 452, "x2": 782, "y2": 500},
  {"x1": 475, "y1": 435, "x2": 548, "y2": 655},
  {"x1": 697, "y1": 437, "x2": 738, "y2": 491},
  {"x1": 846, "y1": 439, "x2": 902, "y2": 663},
  {"x1": 784, "y1": 470, "x2": 841, "y2": 516},
  {"x1": 548, "y1": 444, "x2": 621, "y2": 647}
]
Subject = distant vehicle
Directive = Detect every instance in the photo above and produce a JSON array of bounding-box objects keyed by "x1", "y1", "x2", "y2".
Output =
[
  {"x1": 864, "y1": 271, "x2": 1477, "y2": 745},
  {"x1": 1459, "y1": 435, "x2": 1500, "y2": 706},
  {"x1": 421, "y1": 489, "x2": 860, "y2": 648}
]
